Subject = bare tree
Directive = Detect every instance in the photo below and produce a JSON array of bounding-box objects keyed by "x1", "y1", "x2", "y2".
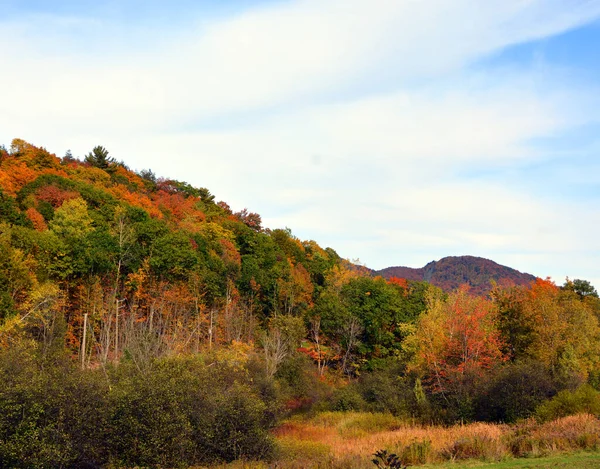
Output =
[{"x1": 261, "y1": 316, "x2": 305, "y2": 379}]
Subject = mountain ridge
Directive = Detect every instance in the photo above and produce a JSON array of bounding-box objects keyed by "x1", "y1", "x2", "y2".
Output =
[{"x1": 374, "y1": 255, "x2": 537, "y2": 295}]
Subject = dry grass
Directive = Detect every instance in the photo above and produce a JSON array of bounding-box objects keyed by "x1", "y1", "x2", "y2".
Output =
[{"x1": 201, "y1": 413, "x2": 600, "y2": 469}]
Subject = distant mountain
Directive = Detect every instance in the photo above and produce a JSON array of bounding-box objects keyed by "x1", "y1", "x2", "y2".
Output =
[{"x1": 375, "y1": 255, "x2": 537, "y2": 295}]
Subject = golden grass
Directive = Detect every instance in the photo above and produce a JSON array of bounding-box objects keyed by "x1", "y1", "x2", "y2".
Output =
[
  {"x1": 201, "y1": 413, "x2": 600, "y2": 469},
  {"x1": 271, "y1": 412, "x2": 600, "y2": 468}
]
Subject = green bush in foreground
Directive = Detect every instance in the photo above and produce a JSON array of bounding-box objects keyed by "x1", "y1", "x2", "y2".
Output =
[
  {"x1": 535, "y1": 384, "x2": 600, "y2": 422},
  {"x1": 0, "y1": 345, "x2": 275, "y2": 468}
]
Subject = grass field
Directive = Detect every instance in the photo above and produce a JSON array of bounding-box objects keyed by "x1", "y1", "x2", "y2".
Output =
[
  {"x1": 209, "y1": 451, "x2": 600, "y2": 469},
  {"x1": 205, "y1": 412, "x2": 600, "y2": 469}
]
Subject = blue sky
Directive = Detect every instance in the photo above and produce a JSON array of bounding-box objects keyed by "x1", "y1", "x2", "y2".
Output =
[{"x1": 1, "y1": 0, "x2": 600, "y2": 287}]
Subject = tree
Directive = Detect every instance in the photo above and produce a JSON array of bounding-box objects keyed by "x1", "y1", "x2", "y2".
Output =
[
  {"x1": 49, "y1": 197, "x2": 93, "y2": 241},
  {"x1": 84, "y1": 146, "x2": 115, "y2": 170},
  {"x1": 407, "y1": 287, "x2": 506, "y2": 417},
  {"x1": 563, "y1": 278, "x2": 599, "y2": 299},
  {"x1": 261, "y1": 315, "x2": 304, "y2": 378},
  {"x1": 496, "y1": 279, "x2": 600, "y2": 382}
]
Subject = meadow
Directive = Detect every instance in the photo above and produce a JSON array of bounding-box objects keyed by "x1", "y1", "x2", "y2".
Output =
[{"x1": 206, "y1": 412, "x2": 600, "y2": 469}]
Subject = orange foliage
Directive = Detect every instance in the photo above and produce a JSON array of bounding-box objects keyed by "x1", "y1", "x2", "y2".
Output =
[
  {"x1": 153, "y1": 190, "x2": 205, "y2": 225},
  {"x1": 25, "y1": 207, "x2": 48, "y2": 231},
  {"x1": 411, "y1": 287, "x2": 506, "y2": 394},
  {"x1": 0, "y1": 160, "x2": 36, "y2": 195},
  {"x1": 220, "y1": 238, "x2": 242, "y2": 268},
  {"x1": 38, "y1": 167, "x2": 68, "y2": 178},
  {"x1": 110, "y1": 185, "x2": 163, "y2": 218},
  {"x1": 529, "y1": 277, "x2": 558, "y2": 298},
  {"x1": 388, "y1": 276, "x2": 408, "y2": 290},
  {"x1": 112, "y1": 165, "x2": 146, "y2": 188},
  {"x1": 0, "y1": 169, "x2": 16, "y2": 195}
]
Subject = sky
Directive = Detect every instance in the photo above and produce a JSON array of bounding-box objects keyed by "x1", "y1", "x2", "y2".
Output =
[{"x1": 2, "y1": 0, "x2": 600, "y2": 288}]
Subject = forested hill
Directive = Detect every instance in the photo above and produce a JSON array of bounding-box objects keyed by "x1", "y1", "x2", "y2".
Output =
[
  {"x1": 375, "y1": 255, "x2": 537, "y2": 295},
  {"x1": 2, "y1": 139, "x2": 600, "y2": 468}
]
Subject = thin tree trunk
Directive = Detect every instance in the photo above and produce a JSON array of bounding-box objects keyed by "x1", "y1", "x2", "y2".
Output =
[{"x1": 81, "y1": 313, "x2": 88, "y2": 370}]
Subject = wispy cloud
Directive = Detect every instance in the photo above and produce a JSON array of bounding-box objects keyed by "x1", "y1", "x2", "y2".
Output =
[{"x1": 1, "y1": 0, "x2": 600, "y2": 284}]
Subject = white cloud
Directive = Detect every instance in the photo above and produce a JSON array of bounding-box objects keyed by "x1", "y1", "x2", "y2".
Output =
[{"x1": 2, "y1": 0, "x2": 600, "y2": 128}]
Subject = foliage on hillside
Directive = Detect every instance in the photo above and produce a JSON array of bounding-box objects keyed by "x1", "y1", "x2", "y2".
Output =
[{"x1": 1, "y1": 139, "x2": 600, "y2": 467}]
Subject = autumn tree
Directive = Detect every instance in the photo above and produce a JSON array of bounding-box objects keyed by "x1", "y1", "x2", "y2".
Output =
[
  {"x1": 496, "y1": 279, "x2": 600, "y2": 382},
  {"x1": 407, "y1": 287, "x2": 505, "y2": 418}
]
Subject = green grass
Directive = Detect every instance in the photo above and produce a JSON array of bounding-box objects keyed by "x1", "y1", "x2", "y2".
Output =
[{"x1": 421, "y1": 452, "x2": 600, "y2": 469}]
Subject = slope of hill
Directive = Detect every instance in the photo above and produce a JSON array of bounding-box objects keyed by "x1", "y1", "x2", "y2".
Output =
[{"x1": 376, "y1": 255, "x2": 536, "y2": 295}]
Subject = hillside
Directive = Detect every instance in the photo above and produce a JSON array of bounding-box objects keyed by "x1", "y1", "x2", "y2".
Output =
[
  {"x1": 2, "y1": 139, "x2": 600, "y2": 469},
  {"x1": 375, "y1": 255, "x2": 537, "y2": 295}
]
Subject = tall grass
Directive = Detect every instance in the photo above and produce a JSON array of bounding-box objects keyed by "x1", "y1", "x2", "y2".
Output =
[{"x1": 267, "y1": 412, "x2": 600, "y2": 469}]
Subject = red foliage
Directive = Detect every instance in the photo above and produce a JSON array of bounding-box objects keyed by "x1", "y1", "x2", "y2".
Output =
[
  {"x1": 35, "y1": 185, "x2": 79, "y2": 208},
  {"x1": 388, "y1": 276, "x2": 409, "y2": 290},
  {"x1": 234, "y1": 208, "x2": 262, "y2": 230}
]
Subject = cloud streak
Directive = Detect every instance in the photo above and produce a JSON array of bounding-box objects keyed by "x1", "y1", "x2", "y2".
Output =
[{"x1": 1, "y1": 0, "x2": 600, "y2": 285}]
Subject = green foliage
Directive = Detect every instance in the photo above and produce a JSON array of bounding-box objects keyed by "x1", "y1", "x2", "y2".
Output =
[
  {"x1": 355, "y1": 360, "x2": 416, "y2": 417},
  {"x1": 535, "y1": 384, "x2": 600, "y2": 422},
  {"x1": 149, "y1": 231, "x2": 198, "y2": 279},
  {"x1": 275, "y1": 354, "x2": 331, "y2": 412},
  {"x1": 0, "y1": 189, "x2": 30, "y2": 226},
  {"x1": 110, "y1": 356, "x2": 275, "y2": 466},
  {"x1": 49, "y1": 197, "x2": 93, "y2": 240},
  {"x1": 563, "y1": 278, "x2": 599, "y2": 299},
  {"x1": 0, "y1": 347, "x2": 276, "y2": 468},
  {"x1": 84, "y1": 145, "x2": 115, "y2": 170},
  {"x1": 329, "y1": 384, "x2": 367, "y2": 412},
  {"x1": 0, "y1": 344, "x2": 110, "y2": 469}
]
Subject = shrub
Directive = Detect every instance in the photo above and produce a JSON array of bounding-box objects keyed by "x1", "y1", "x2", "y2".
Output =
[
  {"x1": 110, "y1": 356, "x2": 276, "y2": 466},
  {"x1": 193, "y1": 382, "x2": 275, "y2": 462},
  {"x1": 0, "y1": 347, "x2": 278, "y2": 468},
  {"x1": 107, "y1": 360, "x2": 196, "y2": 467},
  {"x1": 476, "y1": 361, "x2": 558, "y2": 422},
  {"x1": 0, "y1": 345, "x2": 110, "y2": 469},
  {"x1": 274, "y1": 354, "x2": 332, "y2": 414},
  {"x1": 357, "y1": 365, "x2": 415, "y2": 417},
  {"x1": 399, "y1": 439, "x2": 432, "y2": 465},
  {"x1": 329, "y1": 384, "x2": 366, "y2": 412},
  {"x1": 535, "y1": 385, "x2": 600, "y2": 422}
]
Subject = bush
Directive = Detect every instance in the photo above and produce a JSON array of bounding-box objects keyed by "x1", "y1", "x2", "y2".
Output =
[
  {"x1": 107, "y1": 360, "x2": 196, "y2": 467},
  {"x1": 399, "y1": 439, "x2": 432, "y2": 465},
  {"x1": 476, "y1": 361, "x2": 558, "y2": 422},
  {"x1": 274, "y1": 354, "x2": 331, "y2": 413},
  {"x1": 193, "y1": 382, "x2": 275, "y2": 462},
  {"x1": 535, "y1": 385, "x2": 600, "y2": 422},
  {"x1": 110, "y1": 356, "x2": 276, "y2": 466},
  {"x1": 329, "y1": 384, "x2": 366, "y2": 412},
  {"x1": 356, "y1": 365, "x2": 415, "y2": 417},
  {"x1": 0, "y1": 346, "x2": 278, "y2": 468},
  {"x1": 0, "y1": 345, "x2": 110, "y2": 469}
]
